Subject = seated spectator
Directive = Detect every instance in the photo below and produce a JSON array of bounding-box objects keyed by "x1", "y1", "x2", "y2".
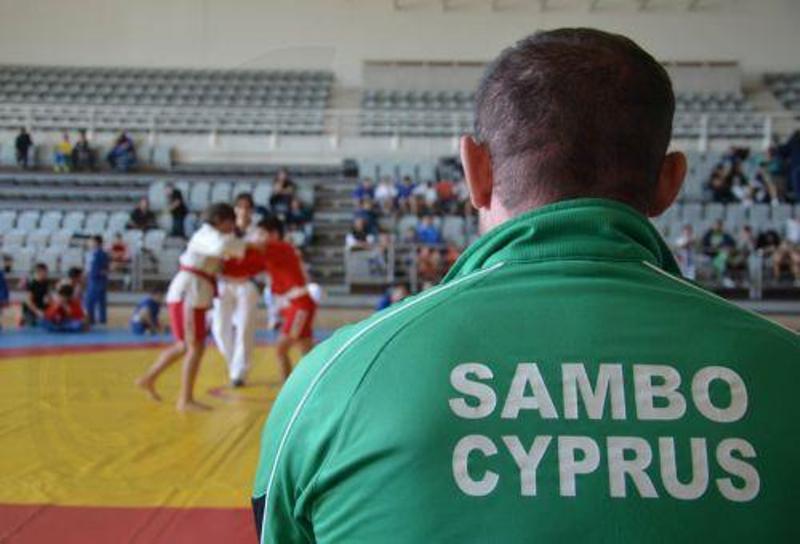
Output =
[
  {"x1": 53, "y1": 132, "x2": 72, "y2": 173},
  {"x1": 414, "y1": 181, "x2": 437, "y2": 215},
  {"x1": 42, "y1": 284, "x2": 87, "y2": 333},
  {"x1": 131, "y1": 289, "x2": 163, "y2": 336},
  {"x1": 353, "y1": 178, "x2": 375, "y2": 202},
  {"x1": 707, "y1": 164, "x2": 735, "y2": 203},
  {"x1": 110, "y1": 233, "x2": 130, "y2": 271},
  {"x1": 167, "y1": 185, "x2": 189, "y2": 238},
  {"x1": 127, "y1": 197, "x2": 157, "y2": 231},
  {"x1": 269, "y1": 168, "x2": 297, "y2": 219},
  {"x1": 751, "y1": 165, "x2": 779, "y2": 205},
  {"x1": 786, "y1": 216, "x2": 800, "y2": 245},
  {"x1": 756, "y1": 227, "x2": 782, "y2": 256},
  {"x1": 395, "y1": 176, "x2": 417, "y2": 214},
  {"x1": 728, "y1": 225, "x2": 756, "y2": 282},
  {"x1": 415, "y1": 215, "x2": 442, "y2": 246},
  {"x1": 375, "y1": 283, "x2": 410, "y2": 312},
  {"x1": 701, "y1": 219, "x2": 736, "y2": 286},
  {"x1": 107, "y1": 131, "x2": 137, "y2": 172},
  {"x1": 417, "y1": 246, "x2": 442, "y2": 288},
  {"x1": 401, "y1": 226, "x2": 417, "y2": 244},
  {"x1": 673, "y1": 224, "x2": 697, "y2": 280},
  {"x1": 20, "y1": 263, "x2": 50, "y2": 327},
  {"x1": 771, "y1": 238, "x2": 800, "y2": 285},
  {"x1": 443, "y1": 243, "x2": 461, "y2": 272},
  {"x1": 15, "y1": 127, "x2": 33, "y2": 169},
  {"x1": 0, "y1": 266, "x2": 8, "y2": 331},
  {"x1": 345, "y1": 218, "x2": 376, "y2": 250},
  {"x1": 353, "y1": 198, "x2": 380, "y2": 234},
  {"x1": 71, "y1": 129, "x2": 96, "y2": 171},
  {"x1": 286, "y1": 198, "x2": 313, "y2": 247},
  {"x1": 435, "y1": 178, "x2": 457, "y2": 213},
  {"x1": 728, "y1": 162, "x2": 754, "y2": 206},
  {"x1": 374, "y1": 177, "x2": 397, "y2": 213}
]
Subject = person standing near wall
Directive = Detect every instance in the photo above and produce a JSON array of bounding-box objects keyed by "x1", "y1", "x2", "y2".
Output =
[{"x1": 84, "y1": 235, "x2": 109, "y2": 326}]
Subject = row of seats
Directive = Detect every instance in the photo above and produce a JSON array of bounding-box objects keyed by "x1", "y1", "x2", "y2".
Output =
[
  {"x1": 146, "y1": 180, "x2": 315, "y2": 212},
  {"x1": 0, "y1": 65, "x2": 333, "y2": 110},
  {"x1": 393, "y1": 214, "x2": 476, "y2": 248},
  {"x1": 654, "y1": 202, "x2": 797, "y2": 237},
  {"x1": 0, "y1": 209, "x2": 133, "y2": 235},
  {"x1": 765, "y1": 72, "x2": 800, "y2": 111}
]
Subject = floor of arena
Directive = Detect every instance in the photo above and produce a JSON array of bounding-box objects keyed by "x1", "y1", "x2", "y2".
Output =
[
  {"x1": 0, "y1": 307, "x2": 796, "y2": 543},
  {"x1": 0, "y1": 307, "x2": 369, "y2": 543}
]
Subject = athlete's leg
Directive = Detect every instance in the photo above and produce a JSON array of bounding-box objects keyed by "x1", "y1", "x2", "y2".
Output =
[
  {"x1": 211, "y1": 282, "x2": 236, "y2": 372},
  {"x1": 275, "y1": 335, "x2": 293, "y2": 382},
  {"x1": 231, "y1": 283, "x2": 259, "y2": 384},
  {"x1": 177, "y1": 341, "x2": 210, "y2": 411},
  {"x1": 136, "y1": 341, "x2": 186, "y2": 401}
]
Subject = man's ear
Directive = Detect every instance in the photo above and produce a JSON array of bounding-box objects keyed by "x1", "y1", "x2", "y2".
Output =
[
  {"x1": 649, "y1": 151, "x2": 686, "y2": 217},
  {"x1": 460, "y1": 135, "x2": 494, "y2": 210}
]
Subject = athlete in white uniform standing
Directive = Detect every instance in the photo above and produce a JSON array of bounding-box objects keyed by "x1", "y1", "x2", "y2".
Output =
[{"x1": 212, "y1": 193, "x2": 261, "y2": 387}]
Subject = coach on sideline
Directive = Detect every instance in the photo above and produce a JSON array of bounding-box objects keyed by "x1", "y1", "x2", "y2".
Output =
[{"x1": 252, "y1": 28, "x2": 800, "y2": 543}]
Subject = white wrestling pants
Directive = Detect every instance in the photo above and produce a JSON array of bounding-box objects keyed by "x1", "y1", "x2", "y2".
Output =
[{"x1": 212, "y1": 279, "x2": 260, "y2": 382}]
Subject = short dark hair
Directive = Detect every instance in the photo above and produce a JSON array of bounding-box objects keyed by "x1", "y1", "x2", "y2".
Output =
[
  {"x1": 203, "y1": 202, "x2": 236, "y2": 226},
  {"x1": 57, "y1": 283, "x2": 74, "y2": 299},
  {"x1": 474, "y1": 28, "x2": 675, "y2": 211},
  {"x1": 92, "y1": 235, "x2": 103, "y2": 245},
  {"x1": 67, "y1": 267, "x2": 83, "y2": 280},
  {"x1": 34, "y1": 262, "x2": 48, "y2": 272},
  {"x1": 257, "y1": 215, "x2": 285, "y2": 238},
  {"x1": 235, "y1": 192, "x2": 255, "y2": 207}
]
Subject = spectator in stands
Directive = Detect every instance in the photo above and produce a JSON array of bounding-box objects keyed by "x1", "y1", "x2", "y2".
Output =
[
  {"x1": 0, "y1": 266, "x2": 8, "y2": 331},
  {"x1": 110, "y1": 233, "x2": 130, "y2": 271},
  {"x1": 414, "y1": 181, "x2": 438, "y2": 214},
  {"x1": 395, "y1": 176, "x2": 417, "y2": 214},
  {"x1": 353, "y1": 178, "x2": 375, "y2": 202},
  {"x1": 42, "y1": 284, "x2": 87, "y2": 333},
  {"x1": 771, "y1": 238, "x2": 800, "y2": 285},
  {"x1": 416, "y1": 246, "x2": 441, "y2": 288},
  {"x1": 131, "y1": 289, "x2": 163, "y2": 336},
  {"x1": 375, "y1": 283, "x2": 409, "y2": 311},
  {"x1": 673, "y1": 224, "x2": 698, "y2": 280},
  {"x1": 345, "y1": 218, "x2": 375, "y2": 250},
  {"x1": 401, "y1": 226, "x2": 417, "y2": 244},
  {"x1": 435, "y1": 178, "x2": 457, "y2": 213},
  {"x1": 84, "y1": 235, "x2": 109, "y2": 326},
  {"x1": 286, "y1": 198, "x2": 312, "y2": 247},
  {"x1": 701, "y1": 219, "x2": 736, "y2": 286},
  {"x1": 778, "y1": 130, "x2": 800, "y2": 201},
  {"x1": 728, "y1": 225, "x2": 756, "y2": 282},
  {"x1": 15, "y1": 127, "x2": 33, "y2": 169},
  {"x1": 750, "y1": 165, "x2": 779, "y2": 205},
  {"x1": 167, "y1": 185, "x2": 189, "y2": 238},
  {"x1": 20, "y1": 263, "x2": 50, "y2": 327},
  {"x1": 269, "y1": 169, "x2": 296, "y2": 219},
  {"x1": 53, "y1": 132, "x2": 72, "y2": 173},
  {"x1": 415, "y1": 214, "x2": 442, "y2": 246},
  {"x1": 728, "y1": 161, "x2": 754, "y2": 206},
  {"x1": 708, "y1": 164, "x2": 735, "y2": 203},
  {"x1": 107, "y1": 131, "x2": 137, "y2": 172},
  {"x1": 71, "y1": 129, "x2": 96, "y2": 171},
  {"x1": 353, "y1": 198, "x2": 379, "y2": 234},
  {"x1": 756, "y1": 227, "x2": 782, "y2": 256},
  {"x1": 127, "y1": 197, "x2": 157, "y2": 231},
  {"x1": 374, "y1": 177, "x2": 397, "y2": 213},
  {"x1": 443, "y1": 243, "x2": 461, "y2": 272},
  {"x1": 786, "y1": 216, "x2": 800, "y2": 245}
]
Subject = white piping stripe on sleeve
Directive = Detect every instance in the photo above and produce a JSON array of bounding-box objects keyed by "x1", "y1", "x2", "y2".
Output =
[
  {"x1": 641, "y1": 260, "x2": 799, "y2": 335},
  {"x1": 259, "y1": 261, "x2": 505, "y2": 543}
]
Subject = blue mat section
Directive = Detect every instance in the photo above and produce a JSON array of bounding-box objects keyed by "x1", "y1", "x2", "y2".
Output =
[{"x1": 0, "y1": 328, "x2": 334, "y2": 351}]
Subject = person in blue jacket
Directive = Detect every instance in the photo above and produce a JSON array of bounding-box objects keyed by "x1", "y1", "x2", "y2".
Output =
[
  {"x1": 130, "y1": 289, "x2": 163, "y2": 335},
  {"x1": 84, "y1": 235, "x2": 110, "y2": 325}
]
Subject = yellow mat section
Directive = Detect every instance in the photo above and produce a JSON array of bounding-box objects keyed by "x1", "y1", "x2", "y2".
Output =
[{"x1": 0, "y1": 346, "x2": 284, "y2": 509}]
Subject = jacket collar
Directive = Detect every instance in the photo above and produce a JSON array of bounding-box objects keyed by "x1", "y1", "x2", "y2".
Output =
[{"x1": 443, "y1": 197, "x2": 681, "y2": 282}]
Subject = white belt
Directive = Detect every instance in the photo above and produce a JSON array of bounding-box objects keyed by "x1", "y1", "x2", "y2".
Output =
[{"x1": 283, "y1": 286, "x2": 309, "y2": 300}]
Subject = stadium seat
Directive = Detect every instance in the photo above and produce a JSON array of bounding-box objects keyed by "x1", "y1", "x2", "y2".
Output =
[
  {"x1": 148, "y1": 181, "x2": 167, "y2": 211},
  {"x1": 0, "y1": 210, "x2": 16, "y2": 232},
  {"x1": 210, "y1": 182, "x2": 232, "y2": 203},
  {"x1": 122, "y1": 230, "x2": 144, "y2": 250},
  {"x1": 441, "y1": 216, "x2": 466, "y2": 247},
  {"x1": 189, "y1": 181, "x2": 211, "y2": 210},
  {"x1": 50, "y1": 228, "x2": 74, "y2": 248},
  {"x1": 253, "y1": 182, "x2": 272, "y2": 207},
  {"x1": 397, "y1": 215, "x2": 420, "y2": 238},
  {"x1": 85, "y1": 212, "x2": 109, "y2": 234},
  {"x1": 60, "y1": 248, "x2": 85, "y2": 273},
  {"x1": 143, "y1": 229, "x2": 167, "y2": 253},
  {"x1": 63, "y1": 211, "x2": 86, "y2": 231},
  {"x1": 39, "y1": 211, "x2": 63, "y2": 232},
  {"x1": 40, "y1": 246, "x2": 61, "y2": 272},
  {"x1": 11, "y1": 247, "x2": 34, "y2": 273},
  {"x1": 233, "y1": 181, "x2": 254, "y2": 198},
  {"x1": 16, "y1": 210, "x2": 41, "y2": 231},
  {"x1": 108, "y1": 211, "x2": 130, "y2": 234},
  {"x1": 4, "y1": 229, "x2": 27, "y2": 247},
  {"x1": 27, "y1": 229, "x2": 51, "y2": 249}
]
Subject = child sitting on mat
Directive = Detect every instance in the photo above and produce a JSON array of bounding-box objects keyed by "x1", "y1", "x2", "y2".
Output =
[{"x1": 42, "y1": 284, "x2": 87, "y2": 333}]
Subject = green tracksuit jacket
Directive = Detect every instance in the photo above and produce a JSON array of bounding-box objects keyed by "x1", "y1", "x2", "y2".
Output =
[{"x1": 253, "y1": 198, "x2": 800, "y2": 543}]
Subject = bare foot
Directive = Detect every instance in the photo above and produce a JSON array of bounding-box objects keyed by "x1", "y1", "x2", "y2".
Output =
[
  {"x1": 135, "y1": 377, "x2": 162, "y2": 402},
  {"x1": 176, "y1": 400, "x2": 212, "y2": 412}
]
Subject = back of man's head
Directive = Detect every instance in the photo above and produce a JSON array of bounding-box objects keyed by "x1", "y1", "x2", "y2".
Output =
[{"x1": 475, "y1": 28, "x2": 675, "y2": 212}]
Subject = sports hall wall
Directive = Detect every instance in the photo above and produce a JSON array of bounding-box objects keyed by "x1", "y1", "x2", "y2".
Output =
[{"x1": 0, "y1": 0, "x2": 798, "y2": 85}]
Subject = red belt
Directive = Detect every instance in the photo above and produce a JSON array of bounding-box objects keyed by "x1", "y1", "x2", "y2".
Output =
[{"x1": 180, "y1": 265, "x2": 218, "y2": 297}]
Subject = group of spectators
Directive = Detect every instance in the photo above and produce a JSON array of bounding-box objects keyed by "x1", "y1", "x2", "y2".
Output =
[
  {"x1": 673, "y1": 217, "x2": 800, "y2": 287},
  {"x1": 13, "y1": 127, "x2": 137, "y2": 172},
  {"x1": 346, "y1": 175, "x2": 471, "y2": 288},
  {"x1": 1, "y1": 235, "x2": 112, "y2": 332},
  {"x1": 708, "y1": 134, "x2": 800, "y2": 205}
]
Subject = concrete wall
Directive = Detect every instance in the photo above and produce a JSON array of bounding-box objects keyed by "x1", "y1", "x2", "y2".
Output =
[{"x1": 0, "y1": 0, "x2": 798, "y2": 86}]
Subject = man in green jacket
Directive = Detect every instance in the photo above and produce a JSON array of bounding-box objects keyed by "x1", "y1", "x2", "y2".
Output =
[{"x1": 253, "y1": 28, "x2": 800, "y2": 543}]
